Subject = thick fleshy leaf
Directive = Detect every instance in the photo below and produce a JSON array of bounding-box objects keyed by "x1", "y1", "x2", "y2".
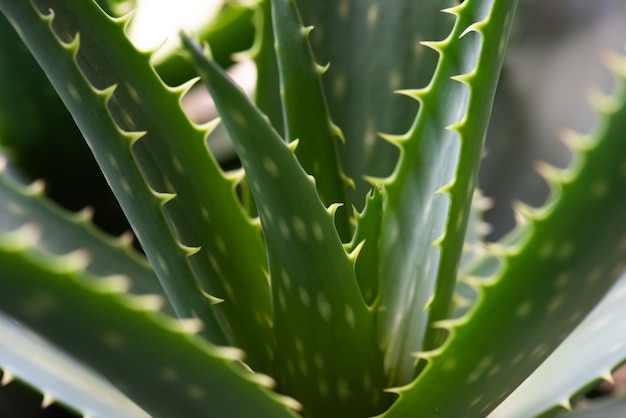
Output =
[
  {"x1": 384, "y1": 37, "x2": 626, "y2": 418},
  {"x1": 0, "y1": 0, "x2": 276, "y2": 370},
  {"x1": 0, "y1": 162, "x2": 164, "y2": 304},
  {"x1": 183, "y1": 34, "x2": 390, "y2": 418},
  {"x1": 271, "y1": 0, "x2": 350, "y2": 239},
  {"x1": 296, "y1": 0, "x2": 457, "y2": 210},
  {"x1": 491, "y1": 271, "x2": 626, "y2": 417},
  {"x1": 0, "y1": 312, "x2": 149, "y2": 418},
  {"x1": 377, "y1": 0, "x2": 518, "y2": 386},
  {"x1": 0, "y1": 228, "x2": 298, "y2": 418},
  {"x1": 349, "y1": 186, "x2": 384, "y2": 306}
]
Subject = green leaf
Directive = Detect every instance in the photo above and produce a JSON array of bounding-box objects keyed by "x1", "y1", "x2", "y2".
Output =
[
  {"x1": 0, "y1": 13, "x2": 115, "y2": 220},
  {"x1": 183, "y1": 33, "x2": 390, "y2": 417},
  {"x1": 0, "y1": 228, "x2": 298, "y2": 418},
  {"x1": 296, "y1": 0, "x2": 457, "y2": 209},
  {"x1": 0, "y1": 163, "x2": 165, "y2": 305},
  {"x1": 0, "y1": 0, "x2": 226, "y2": 344},
  {"x1": 377, "y1": 0, "x2": 518, "y2": 386},
  {"x1": 270, "y1": 0, "x2": 350, "y2": 240},
  {"x1": 0, "y1": 312, "x2": 149, "y2": 418},
  {"x1": 349, "y1": 186, "x2": 384, "y2": 306},
  {"x1": 491, "y1": 271, "x2": 626, "y2": 417},
  {"x1": 0, "y1": 0, "x2": 277, "y2": 372},
  {"x1": 251, "y1": 0, "x2": 283, "y2": 135},
  {"x1": 384, "y1": 37, "x2": 626, "y2": 418}
]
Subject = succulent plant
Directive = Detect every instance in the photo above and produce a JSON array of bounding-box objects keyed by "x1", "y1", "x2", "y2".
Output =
[{"x1": 0, "y1": 0, "x2": 625, "y2": 417}]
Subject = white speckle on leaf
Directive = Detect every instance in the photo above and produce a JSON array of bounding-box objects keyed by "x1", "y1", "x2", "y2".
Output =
[
  {"x1": 586, "y1": 268, "x2": 603, "y2": 286},
  {"x1": 102, "y1": 331, "x2": 125, "y2": 349},
  {"x1": 278, "y1": 288, "x2": 287, "y2": 311},
  {"x1": 470, "y1": 396, "x2": 482, "y2": 407},
  {"x1": 318, "y1": 378, "x2": 329, "y2": 397},
  {"x1": 345, "y1": 304, "x2": 356, "y2": 328},
  {"x1": 120, "y1": 110, "x2": 135, "y2": 131},
  {"x1": 121, "y1": 178, "x2": 133, "y2": 196},
  {"x1": 512, "y1": 353, "x2": 524, "y2": 365},
  {"x1": 187, "y1": 385, "x2": 205, "y2": 400},
  {"x1": 442, "y1": 357, "x2": 457, "y2": 371},
  {"x1": 295, "y1": 337, "x2": 304, "y2": 354},
  {"x1": 157, "y1": 255, "x2": 169, "y2": 275},
  {"x1": 467, "y1": 174, "x2": 476, "y2": 199},
  {"x1": 314, "y1": 353, "x2": 324, "y2": 370},
  {"x1": 466, "y1": 355, "x2": 493, "y2": 383},
  {"x1": 538, "y1": 241, "x2": 554, "y2": 259},
  {"x1": 547, "y1": 295, "x2": 564, "y2": 313},
  {"x1": 293, "y1": 216, "x2": 307, "y2": 241},
  {"x1": 223, "y1": 280, "x2": 234, "y2": 299},
  {"x1": 278, "y1": 218, "x2": 291, "y2": 239},
  {"x1": 312, "y1": 222, "x2": 324, "y2": 241},
  {"x1": 389, "y1": 69, "x2": 402, "y2": 91},
  {"x1": 569, "y1": 310, "x2": 584, "y2": 325},
  {"x1": 262, "y1": 156, "x2": 279, "y2": 177},
  {"x1": 214, "y1": 234, "x2": 227, "y2": 254},
  {"x1": 338, "y1": 0, "x2": 349, "y2": 20},
  {"x1": 231, "y1": 109, "x2": 246, "y2": 127},
  {"x1": 456, "y1": 208, "x2": 465, "y2": 231},
  {"x1": 262, "y1": 205, "x2": 274, "y2": 224},
  {"x1": 318, "y1": 293, "x2": 332, "y2": 321},
  {"x1": 127, "y1": 84, "x2": 141, "y2": 105},
  {"x1": 558, "y1": 241, "x2": 574, "y2": 259},
  {"x1": 107, "y1": 152, "x2": 119, "y2": 171},
  {"x1": 337, "y1": 378, "x2": 350, "y2": 401},
  {"x1": 201, "y1": 206, "x2": 211, "y2": 223},
  {"x1": 160, "y1": 367, "x2": 179, "y2": 381},
  {"x1": 282, "y1": 269, "x2": 291, "y2": 291},
  {"x1": 67, "y1": 82, "x2": 81, "y2": 102},
  {"x1": 591, "y1": 179, "x2": 609, "y2": 198},
  {"x1": 333, "y1": 72, "x2": 347, "y2": 100},
  {"x1": 367, "y1": 3, "x2": 379, "y2": 29},
  {"x1": 299, "y1": 286, "x2": 310, "y2": 307},
  {"x1": 172, "y1": 156, "x2": 184, "y2": 175},
  {"x1": 387, "y1": 219, "x2": 399, "y2": 243},
  {"x1": 208, "y1": 254, "x2": 222, "y2": 275},
  {"x1": 514, "y1": 300, "x2": 532, "y2": 318},
  {"x1": 487, "y1": 364, "x2": 501, "y2": 377},
  {"x1": 530, "y1": 343, "x2": 549, "y2": 359},
  {"x1": 554, "y1": 272, "x2": 570, "y2": 289}
]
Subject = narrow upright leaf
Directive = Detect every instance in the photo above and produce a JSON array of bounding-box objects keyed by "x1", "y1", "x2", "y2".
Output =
[
  {"x1": 184, "y1": 34, "x2": 390, "y2": 417},
  {"x1": 271, "y1": 0, "x2": 350, "y2": 240}
]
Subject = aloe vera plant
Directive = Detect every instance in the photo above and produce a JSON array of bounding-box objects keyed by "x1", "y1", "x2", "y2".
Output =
[{"x1": 1, "y1": 0, "x2": 626, "y2": 417}]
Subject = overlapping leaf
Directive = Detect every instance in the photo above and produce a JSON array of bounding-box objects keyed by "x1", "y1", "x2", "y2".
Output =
[
  {"x1": 183, "y1": 12, "x2": 389, "y2": 413},
  {"x1": 384, "y1": 32, "x2": 626, "y2": 418},
  {"x1": 0, "y1": 228, "x2": 298, "y2": 418},
  {"x1": 0, "y1": 0, "x2": 276, "y2": 371},
  {"x1": 0, "y1": 312, "x2": 149, "y2": 418},
  {"x1": 376, "y1": 0, "x2": 518, "y2": 386},
  {"x1": 491, "y1": 271, "x2": 626, "y2": 417}
]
